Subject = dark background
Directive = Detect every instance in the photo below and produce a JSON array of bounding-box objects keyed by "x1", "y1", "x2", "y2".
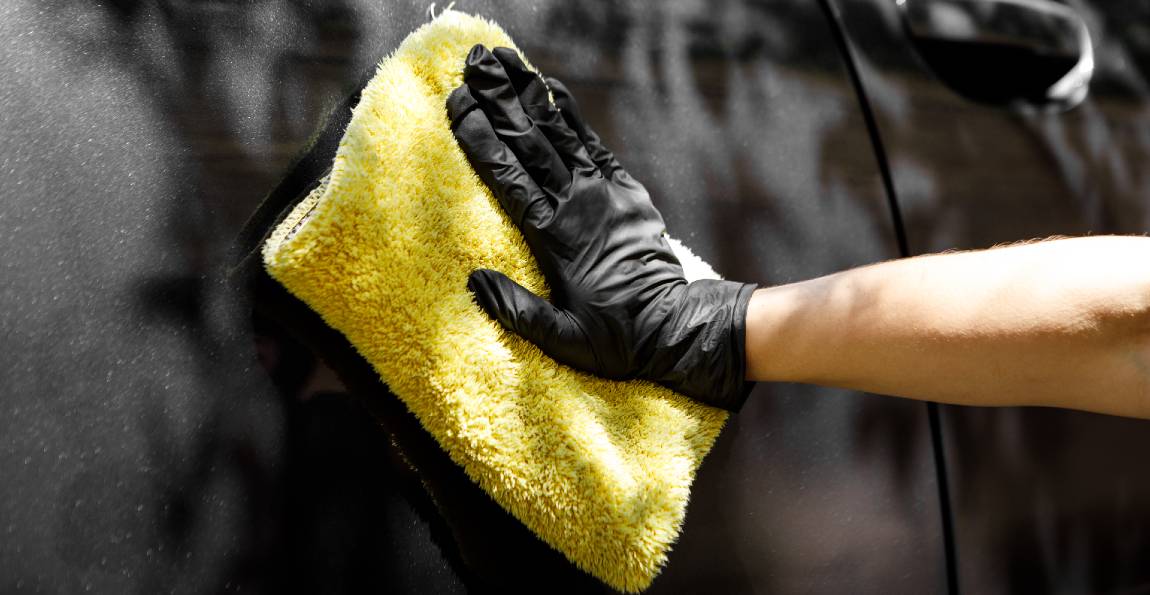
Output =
[{"x1": 2, "y1": 1, "x2": 1148, "y2": 593}]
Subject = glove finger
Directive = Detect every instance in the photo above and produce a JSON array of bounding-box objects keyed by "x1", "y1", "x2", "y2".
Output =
[
  {"x1": 448, "y1": 85, "x2": 554, "y2": 230},
  {"x1": 467, "y1": 269, "x2": 597, "y2": 371},
  {"x1": 490, "y1": 48, "x2": 596, "y2": 173},
  {"x1": 464, "y1": 45, "x2": 572, "y2": 196},
  {"x1": 546, "y1": 76, "x2": 624, "y2": 181}
]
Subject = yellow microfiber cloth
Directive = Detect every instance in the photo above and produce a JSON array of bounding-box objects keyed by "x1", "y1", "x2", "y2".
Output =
[{"x1": 261, "y1": 10, "x2": 728, "y2": 592}]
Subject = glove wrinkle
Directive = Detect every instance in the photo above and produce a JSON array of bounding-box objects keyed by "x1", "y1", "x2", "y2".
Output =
[
  {"x1": 453, "y1": 46, "x2": 757, "y2": 411},
  {"x1": 464, "y1": 45, "x2": 572, "y2": 194}
]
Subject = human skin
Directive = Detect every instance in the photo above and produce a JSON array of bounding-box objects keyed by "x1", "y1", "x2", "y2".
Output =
[
  {"x1": 744, "y1": 235, "x2": 1150, "y2": 419},
  {"x1": 446, "y1": 46, "x2": 1150, "y2": 419}
]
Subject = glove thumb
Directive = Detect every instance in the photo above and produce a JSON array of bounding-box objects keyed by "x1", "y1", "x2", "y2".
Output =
[{"x1": 467, "y1": 269, "x2": 595, "y2": 370}]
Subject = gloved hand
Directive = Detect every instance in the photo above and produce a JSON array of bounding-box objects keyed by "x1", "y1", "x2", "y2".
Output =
[{"x1": 447, "y1": 44, "x2": 757, "y2": 411}]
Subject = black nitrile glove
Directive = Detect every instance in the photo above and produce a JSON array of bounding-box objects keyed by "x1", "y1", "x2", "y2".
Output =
[{"x1": 447, "y1": 44, "x2": 757, "y2": 412}]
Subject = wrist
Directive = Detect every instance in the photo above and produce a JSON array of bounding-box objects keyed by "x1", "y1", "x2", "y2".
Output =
[
  {"x1": 744, "y1": 282, "x2": 818, "y2": 383},
  {"x1": 645, "y1": 279, "x2": 757, "y2": 411}
]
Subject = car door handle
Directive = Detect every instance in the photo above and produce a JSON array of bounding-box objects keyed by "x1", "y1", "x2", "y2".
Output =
[{"x1": 897, "y1": 0, "x2": 1093, "y2": 109}]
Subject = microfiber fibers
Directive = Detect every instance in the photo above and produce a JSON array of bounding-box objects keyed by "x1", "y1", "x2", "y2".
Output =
[{"x1": 262, "y1": 10, "x2": 728, "y2": 592}]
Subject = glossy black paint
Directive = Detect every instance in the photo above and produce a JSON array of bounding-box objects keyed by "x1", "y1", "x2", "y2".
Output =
[
  {"x1": 901, "y1": 0, "x2": 1089, "y2": 107},
  {"x1": 830, "y1": 0, "x2": 1150, "y2": 592},
  {"x1": 514, "y1": 3, "x2": 946, "y2": 592},
  {"x1": 7, "y1": 0, "x2": 1145, "y2": 593},
  {"x1": 243, "y1": 2, "x2": 950, "y2": 591},
  {"x1": 0, "y1": 2, "x2": 452, "y2": 592}
]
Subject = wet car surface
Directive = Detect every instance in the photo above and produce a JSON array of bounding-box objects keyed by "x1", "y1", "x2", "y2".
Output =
[{"x1": 2, "y1": 1, "x2": 1147, "y2": 593}]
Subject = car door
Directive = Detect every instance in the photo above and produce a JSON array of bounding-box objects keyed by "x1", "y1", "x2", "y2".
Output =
[
  {"x1": 1, "y1": 1, "x2": 953, "y2": 593},
  {"x1": 244, "y1": 1, "x2": 955, "y2": 592},
  {"x1": 827, "y1": 0, "x2": 1150, "y2": 592},
  {"x1": 432, "y1": 1, "x2": 951, "y2": 592}
]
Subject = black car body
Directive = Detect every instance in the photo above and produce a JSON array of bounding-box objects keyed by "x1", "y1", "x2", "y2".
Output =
[{"x1": 2, "y1": 1, "x2": 1148, "y2": 593}]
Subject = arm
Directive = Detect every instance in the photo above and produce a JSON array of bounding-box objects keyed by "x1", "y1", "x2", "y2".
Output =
[
  {"x1": 449, "y1": 46, "x2": 1150, "y2": 419},
  {"x1": 747, "y1": 235, "x2": 1150, "y2": 419}
]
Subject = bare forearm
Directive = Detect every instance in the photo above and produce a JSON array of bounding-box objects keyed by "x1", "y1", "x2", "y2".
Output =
[{"x1": 746, "y1": 236, "x2": 1150, "y2": 419}]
